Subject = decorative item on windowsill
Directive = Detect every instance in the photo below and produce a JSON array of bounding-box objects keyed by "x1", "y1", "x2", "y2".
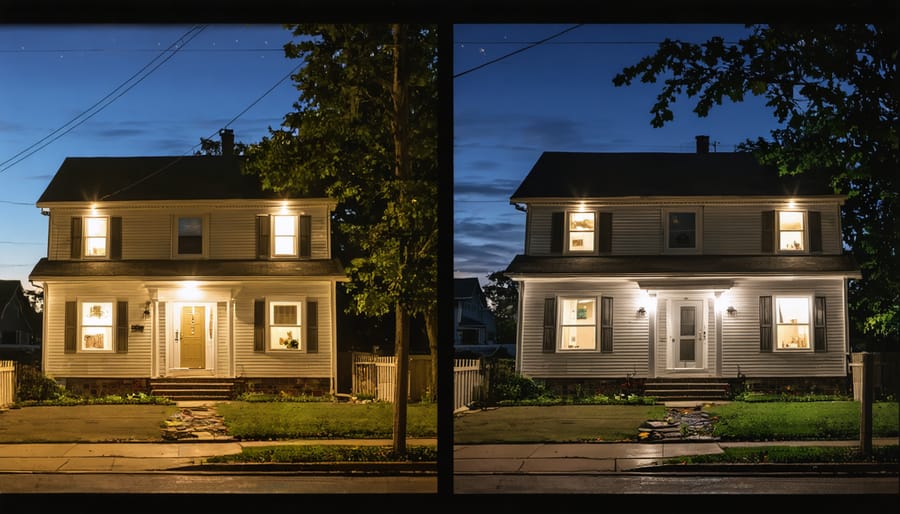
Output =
[
  {"x1": 726, "y1": 306, "x2": 737, "y2": 317},
  {"x1": 279, "y1": 331, "x2": 299, "y2": 349}
]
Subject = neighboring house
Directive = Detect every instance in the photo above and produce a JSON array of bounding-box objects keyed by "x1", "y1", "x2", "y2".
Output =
[
  {"x1": 29, "y1": 130, "x2": 346, "y2": 399},
  {"x1": 0, "y1": 280, "x2": 38, "y2": 346},
  {"x1": 505, "y1": 136, "x2": 861, "y2": 396},
  {"x1": 454, "y1": 277, "x2": 497, "y2": 346}
]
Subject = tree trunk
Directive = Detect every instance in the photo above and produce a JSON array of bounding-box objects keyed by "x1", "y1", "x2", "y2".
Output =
[
  {"x1": 425, "y1": 306, "x2": 438, "y2": 399},
  {"x1": 392, "y1": 302, "x2": 409, "y2": 455}
]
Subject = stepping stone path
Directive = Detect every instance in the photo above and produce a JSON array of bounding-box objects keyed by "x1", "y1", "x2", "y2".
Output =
[
  {"x1": 161, "y1": 404, "x2": 232, "y2": 441},
  {"x1": 638, "y1": 406, "x2": 718, "y2": 442}
]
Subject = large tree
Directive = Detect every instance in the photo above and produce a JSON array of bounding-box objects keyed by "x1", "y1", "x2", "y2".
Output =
[
  {"x1": 483, "y1": 271, "x2": 518, "y2": 345},
  {"x1": 241, "y1": 24, "x2": 438, "y2": 454},
  {"x1": 613, "y1": 23, "x2": 898, "y2": 349}
]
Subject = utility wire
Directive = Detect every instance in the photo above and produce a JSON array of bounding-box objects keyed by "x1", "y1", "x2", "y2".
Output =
[
  {"x1": 0, "y1": 25, "x2": 208, "y2": 176},
  {"x1": 454, "y1": 24, "x2": 584, "y2": 79},
  {"x1": 100, "y1": 62, "x2": 302, "y2": 201}
]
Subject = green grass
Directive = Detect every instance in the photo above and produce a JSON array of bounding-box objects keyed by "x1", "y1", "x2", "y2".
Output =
[
  {"x1": 206, "y1": 444, "x2": 437, "y2": 464},
  {"x1": 665, "y1": 445, "x2": 900, "y2": 465}
]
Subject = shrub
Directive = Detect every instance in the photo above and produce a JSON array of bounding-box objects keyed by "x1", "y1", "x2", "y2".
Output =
[{"x1": 14, "y1": 364, "x2": 70, "y2": 402}]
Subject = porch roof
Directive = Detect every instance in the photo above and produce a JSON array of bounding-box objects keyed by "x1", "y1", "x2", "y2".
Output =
[
  {"x1": 29, "y1": 258, "x2": 347, "y2": 281},
  {"x1": 504, "y1": 254, "x2": 861, "y2": 278}
]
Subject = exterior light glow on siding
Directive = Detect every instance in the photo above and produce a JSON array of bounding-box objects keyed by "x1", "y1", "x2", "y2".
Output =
[{"x1": 178, "y1": 281, "x2": 202, "y2": 300}]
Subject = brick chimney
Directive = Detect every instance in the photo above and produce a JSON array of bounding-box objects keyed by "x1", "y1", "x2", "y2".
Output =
[
  {"x1": 695, "y1": 135, "x2": 710, "y2": 154},
  {"x1": 219, "y1": 128, "x2": 234, "y2": 156}
]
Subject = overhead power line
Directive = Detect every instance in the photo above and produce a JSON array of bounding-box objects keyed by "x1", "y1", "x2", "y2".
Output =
[
  {"x1": 453, "y1": 24, "x2": 585, "y2": 79},
  {"x1": 0, "y1": 25, "x2": 208, "y2": 176}
]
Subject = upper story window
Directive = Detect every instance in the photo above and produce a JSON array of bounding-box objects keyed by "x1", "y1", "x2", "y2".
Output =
[
  {"x1": 177, "y1": 217, "x2": 203, "y2": 255},
  {"x1": 83, "y1": 216, "x2": 108, "y2": 257},
  {"x1": 778, "y1": 211, "x2": 805, "y2": 252},
  {"x1": 272, "y1": 215, "x2": 298, "y2": 257},
  {"x1": 567, "y1": 212, "x2": 595, "y2": 252},
  {"x1": 664, "y1": 208, "x2": 701, "y2": 253},
  {"x1": 257, "y1": 214, "x2": 311, "y2": 259}
]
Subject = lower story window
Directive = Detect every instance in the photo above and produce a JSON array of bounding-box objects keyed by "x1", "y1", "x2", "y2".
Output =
[
  {"x1": 560, "y1": 297, "x2": 597, "y2": 350},
  {"x1": 270, "y1": 301, "x2": 302, "y2": 350},
  {"x1": 775, "y1": 296, "x2": 810, "y2": 350},
  {"x1": 81, "y1": 301, "x2": 113, "y2": 351}
]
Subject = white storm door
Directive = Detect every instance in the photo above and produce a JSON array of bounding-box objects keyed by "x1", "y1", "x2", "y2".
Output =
[{"x1": 670, "y1": 299, "x2": 705, "y2": 369}]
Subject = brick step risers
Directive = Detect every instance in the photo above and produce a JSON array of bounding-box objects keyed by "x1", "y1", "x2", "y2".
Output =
[
  {"x1": 643, "y1": 382, "x2": 730, "y2": 402},
  {"x1": 149, "y1": 380, "x2": 235, "y2": 401}
]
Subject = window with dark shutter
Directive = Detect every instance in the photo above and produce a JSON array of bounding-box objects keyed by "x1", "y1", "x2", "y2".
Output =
[
  {"x1": 64, "y1": 301, "x2": 77, "y2": 353},
  {"x1": 600, "y1": 296, "x2": 613, "y2": 353},
  {"x1": 598, "y1": 212, "x2": 612, "y2": 254},
  {"x1": 808, "y1": 211, "x2": 822, "y2": 253},
  {"x1": 70, "y1": 217, "x2": 82, "y2": 259},
  {"x1": 257, "y1": 215, "x2": 270, "y2": 259},
  {"x1": 109, "y1": 217, "x2": 122, "y2": 260},
  {"x1": 759, "y1": 296, "x2": 773, "y2": 352},
  {"x1": 542, "y1": 297, "x2": 557, "y2": 352},
  {"x1": 550, "y1": 212, "x2": 564, "y2": 254},
  {"x1": 761, "y1": 211, "x2": 775, "y2": 253},
  {"x1": 299, "y1": 215, "x2": 311, "y2": 258},
  {"x1": 814, "y1": 296, "x2": 827, "y2": 352},
  {"x1": 253, "y1": 299, "x2": 265, "y2": 351},
  {"x1": 306, "y1": 300, "x2": 318, "y2": 353},
  {"x1": 116, "y1": 301, "x2": 128, "y2": 353}
]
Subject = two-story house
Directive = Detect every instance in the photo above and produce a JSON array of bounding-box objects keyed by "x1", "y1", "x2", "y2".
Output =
[
  {"x1": 29, "y1": 130, "x2": 346, "y2": 399},
  {"x1": 454, "y1": 277, "x2": 498, "y2": 346},
  {"x1": 504, "y1": 137, "x2": 861, "y2": 398}
]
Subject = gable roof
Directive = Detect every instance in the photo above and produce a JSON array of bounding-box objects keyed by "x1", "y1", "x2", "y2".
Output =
[
  {"x1": 0, "y1": 280, "x2": 23, "y2": 304},
  {"x1": 37, "y1": 155, "x2": 322, "y2": 204},
  {"x1": 454, "y1": 277, "x2": 482, "y2": 300},
  {"x1": 510, "y1": 151, "x2": 836, "y2": 201}
]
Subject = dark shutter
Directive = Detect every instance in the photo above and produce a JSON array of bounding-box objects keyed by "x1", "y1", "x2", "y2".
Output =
[
  {"x1": 109, "y1": 217, "x2": 122, "y2": 260},
  {"x1": 116, "y1": 301, "x2": 128, "y2": 353},
  {"x1": 759, "y1": 296, "x2": 773, "y2": 352},
  {"x1": 256, "y1": 215, "x2": 270, "y2": 259},
  {"x1": 761, "y1": 211, "x2": 774, "y2": 253},
  {"x1": 253, "y1": 299, "x2": 265, "y2": 351},
  {"x1": 808, "y1": 211, "x2": 822, "y2": 253},
  {"x1": 70, "y1": 217, "x2": 82, "y2": 259},
  {"x1": 306, "y1": 300, "x2": 318, "y2": 353},
  {"x1": 542, "y1": 297, "x2": 557, "y2": 352},
  {"x1": 299, "y1": 215, "x2": 312, "y2": 258},
  {"x1": 814, "y1": 296, "x2": 827, "y2": 352},
  {"x1": 600, "y1": 296, "x2": 613, "y2": 353},
  {"x1": 64, "y1": 301, "x2": 77, "y2": 353},
  {"x1": 598, "y1": 212, "x2": 612, "y2": 254},
  {"x1": 550, "y1": 212, "x2": 564, "y2": 254}
]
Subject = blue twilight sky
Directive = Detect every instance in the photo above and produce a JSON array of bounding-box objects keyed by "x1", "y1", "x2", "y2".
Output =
[
  {"x1": 453, "y1": 23, "x2": 788, "y2": 286},
  {"x1": 0, "y1": 24, "x2": 304, "y2": 289}
]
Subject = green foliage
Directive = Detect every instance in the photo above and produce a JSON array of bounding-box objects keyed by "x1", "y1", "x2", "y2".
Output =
[
  {"x1": 482, "y1": 271, "x2": 519, "y2": 343},
  {"x1": 14, "y1": 364, "x2": 68, "y2": 402},
  {"x1": 236, "y1": 391, "x2": 333, "y2": 403},
  {"x1": 206, "y1": 444, "x2": 437, "y2": 464},
  {"x1": 613, "y1": 23, "x2": 899, "y2": 347}
]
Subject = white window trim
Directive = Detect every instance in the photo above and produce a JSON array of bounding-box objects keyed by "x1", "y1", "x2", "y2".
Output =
[
  {"x1": 271, "y1": 214, "x2": 299, "y2": 258},
  {"x1": 82, "y1": 215, "x2": 109, "y2": 259},
  {"x1": 77, "y1": 299, "x2": 116, "y2": 353},
  {"x1": 663, "y1": 207, "x2": 702, "y2": 254},
  {"x1": 564, "y1": 210, "x2": 597, "y2": 255},
  {"x1": 773, "y1": 293, "x2": 814, "y2": 352},
  {"x1": 267, "y1": 298, "x2": 305, "y2": 352},
  {"x1": 776, "y1": 210, "x2": 808, "y2": 254},
  {"x1": 557, "y1": 295, "x2": 599, "y2": 352},
  {"x1": 172, "y1": 214, "x2": 209, "y2": 259}
]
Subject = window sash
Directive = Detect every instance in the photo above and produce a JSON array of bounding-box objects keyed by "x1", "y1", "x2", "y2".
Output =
[
  {"x1": 778, "y1": 211, "x2": 806, "y2": 252},
  {"x1": 269, "y1": 301, "x2": 302, "y2": 350},
  {"x1": 567, "y1": 212, "x2": 595, "y2": 252},
  {"x1": 83, "y1": 217, "x2": 108, "y2": 257},
  {"x1": 272, "y1": 215, "x2": 298, "y2": 256},
  {"x1": 667, "y1": 212, "x2": 696, "y2": 249},
  {"x1": 80, "y1": 301, "x2": 114, "y2": 351},
  {"x1": 559, "y1": 297, "x2": 597, "y2": 350},
  {"x1": 177, "y1": 217, "x2": 204, "y2": 255},
  {"x1": 774, "y1": 296, "x2": 812, "y2": 350}
]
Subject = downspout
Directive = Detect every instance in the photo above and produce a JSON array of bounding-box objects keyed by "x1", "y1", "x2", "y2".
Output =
[
  {"x1": 330, "y1": 279, "x2": 338, "y2": 396},
  {"x1": 514, "y1": 280, "x2": 524, "y2": 374}
]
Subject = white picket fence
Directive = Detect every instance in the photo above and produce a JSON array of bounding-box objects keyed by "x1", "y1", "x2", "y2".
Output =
[
  {"x1": 453, "y1": 358, "x2": 484, "y2": 413},
  {"x1": 351, "y1": 352, "x2": 432, "y2": 402},
  {"x1": 0, "y1": 360, "x2": 15, "y2": 408}
]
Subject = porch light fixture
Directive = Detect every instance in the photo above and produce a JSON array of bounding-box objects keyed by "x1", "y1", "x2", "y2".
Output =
[
  {"x1": 726, "y1": 306, "x2": 737, "y2": 317},
  {"x1": 143, "y1": 301, "x2": 151, "y2": 320},
  {"x1": 637, "y1": 307, "x2": 646, "y2": 317}
]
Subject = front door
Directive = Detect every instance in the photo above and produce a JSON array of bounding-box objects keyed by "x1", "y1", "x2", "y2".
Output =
[
  {"x1": 179, "y1": 305, "x2": 206, "y2": 369},
  {"x1": 670, "y1": 299, "x2": 705, "y2": 369}
]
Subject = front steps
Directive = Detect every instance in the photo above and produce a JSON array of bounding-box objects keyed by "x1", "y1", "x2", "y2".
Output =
[
  {"x1": 643, "y1": 378, "x2": 731, "y2": 402},
  {"x1": 149, "y1": 378, "x2": 235, "y2": 401}
]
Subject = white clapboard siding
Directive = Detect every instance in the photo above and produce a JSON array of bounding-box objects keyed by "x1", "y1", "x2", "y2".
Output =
[
  {"x1": 519, "y1": 280, "x2": 650, "y2": 378},
  {"x1": 232, "y1": 282, "x2": 334, "y2": 378},
  {"x1": 42, "y1": 282, "x2": 153, "y2": 378}
]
